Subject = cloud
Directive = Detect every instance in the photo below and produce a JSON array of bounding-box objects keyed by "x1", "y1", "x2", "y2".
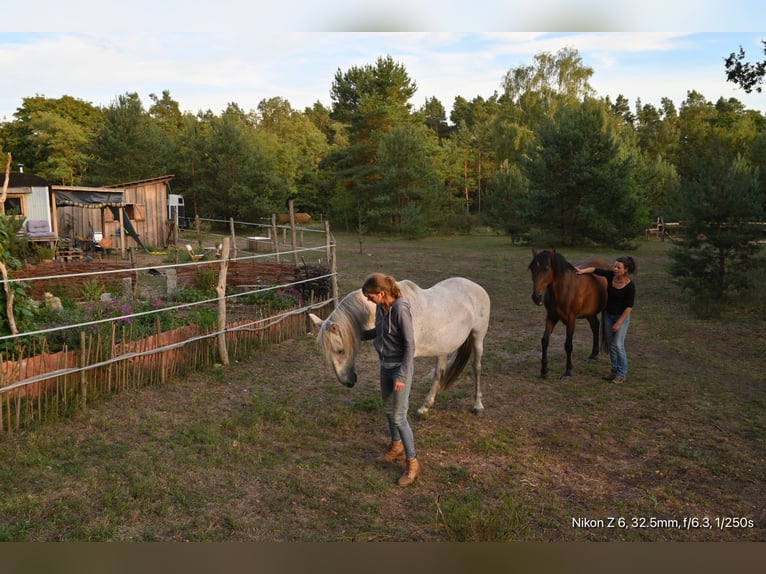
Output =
[
  {"x1": 1, "y1": 32, "x2": 764, "y2": 123},
  {"x1": 4, "y1": 1, "x2": 766, "y2": 32}
]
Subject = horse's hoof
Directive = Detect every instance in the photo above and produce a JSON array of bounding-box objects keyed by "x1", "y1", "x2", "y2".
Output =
[
  {"x1": 416, "y1": 407, "x2": 430, "y2": 419},
  {"x1": 471, "y1": 406, "x2": 485, "y2": 416}
]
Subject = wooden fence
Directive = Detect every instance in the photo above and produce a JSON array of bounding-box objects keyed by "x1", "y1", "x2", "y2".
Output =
[{"x1": 0, "y1": 238, "x2": 336, "y2": 433}]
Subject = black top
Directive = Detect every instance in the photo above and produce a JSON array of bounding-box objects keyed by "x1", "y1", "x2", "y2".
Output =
[{"x1": 594, "y1": 269, "x2": 635, "y2": 315}]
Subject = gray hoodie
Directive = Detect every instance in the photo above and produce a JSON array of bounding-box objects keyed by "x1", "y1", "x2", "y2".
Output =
[{"x1": 362, "y1": 298, "x2": 415, "y2": 382}]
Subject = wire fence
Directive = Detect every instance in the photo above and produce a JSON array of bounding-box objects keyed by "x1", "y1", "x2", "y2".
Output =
[{"x1": 0, "y1": 226, "x2": 338, "y2": 432}]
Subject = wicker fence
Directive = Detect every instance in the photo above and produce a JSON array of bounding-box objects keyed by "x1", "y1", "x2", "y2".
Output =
[{"x1": 0, "y1": 239, "x2": 336, "y2": 432}]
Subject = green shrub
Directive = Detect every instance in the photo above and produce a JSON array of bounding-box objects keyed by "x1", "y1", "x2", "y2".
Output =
[
  {"x1": 79, "y1": 279, "x2": 106, "y2": 302},
  {"x1": 237, "y1": 288, "x2": 301, "y2": 312}
]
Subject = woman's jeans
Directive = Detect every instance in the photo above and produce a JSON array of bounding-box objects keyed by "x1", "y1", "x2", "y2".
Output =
[
  {"x1": 603, "y1": 312, "x2": 631, "y2": 378},
  {"x1": 380, "y1": 366, "x2": 416, "y2": 459}
]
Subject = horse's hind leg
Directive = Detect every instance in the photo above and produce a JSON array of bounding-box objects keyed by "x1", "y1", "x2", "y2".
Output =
[
  {"x1": 586, "y1": 315, "x2": 600, "y2": 360},
  {"x1": 417, "y1": 355, "x2": 448, "y2": 418},
  {"x1": 471, "y1": 337, "x2": 484, "y2": 416},
  {"x1": 562, "y1": 321, "x2": 575, "y2": 379}
]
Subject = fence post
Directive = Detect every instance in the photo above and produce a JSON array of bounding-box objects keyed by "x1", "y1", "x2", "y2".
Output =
[
  {"x1": 324, "y1": 220, "x2": 332, "y2": 266},
  {"x1": 229, "y1": 217, "x2": 237, "y2": 259},
  {"x1": 173, "y1": 208, "x2": 179, "y2": 247},
  {"x1": 288, "y1": 198, "x2": 299, "y2": 266},
  {"x1": 271, "y1": 214, "x2": 280, "y2": 263},
  {"x1": 330, "y1": 239, "x2": 339, "y2": 310},
  {"x1": 80, "y1": 330, "x2": 87, "y2": 410},
  {"x1": 216, "y1": 237, "x2": 231, "y2": 366},
  {"x1": 157, "y1": 316, "x2": 166, "y2": 385}
]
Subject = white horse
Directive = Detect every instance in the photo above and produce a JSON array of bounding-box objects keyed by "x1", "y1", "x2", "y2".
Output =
[{"x1": 309, "y1": 277, "x2": 490, "y2": 417}]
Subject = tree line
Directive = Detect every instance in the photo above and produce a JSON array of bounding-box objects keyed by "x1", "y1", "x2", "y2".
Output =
[{"x1": 1, "y1": 46, "x2": 765, "y2": 311}]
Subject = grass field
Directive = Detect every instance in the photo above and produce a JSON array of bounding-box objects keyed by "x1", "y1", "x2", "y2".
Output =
[{"x1": 0, "y1": 233, "x2": 764, "y2": 541}]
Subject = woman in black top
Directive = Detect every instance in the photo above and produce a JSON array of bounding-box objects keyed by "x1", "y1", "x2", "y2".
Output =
[{"x1": 577, "y1": 256, "x2": 637, "y2": 383}]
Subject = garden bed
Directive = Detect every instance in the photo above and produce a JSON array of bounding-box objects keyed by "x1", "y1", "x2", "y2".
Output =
[{"x1": 1, "y1": 255, "x2": 333, "y2": 430}]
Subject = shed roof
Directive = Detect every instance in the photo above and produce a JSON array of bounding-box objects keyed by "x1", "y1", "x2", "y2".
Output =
[
  {"x1": 2, "y1": 172, "x2": 49, "y2": 188},
  {"x1": 105, "y1": 175, "x2": 175, "y2": 189}
]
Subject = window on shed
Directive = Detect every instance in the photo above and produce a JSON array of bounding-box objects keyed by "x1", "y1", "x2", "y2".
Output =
[
  {"x1": 132, "y1": 203, "x2": 146, "y2": 222},
  {"x1": 122, "y1": 203, "x2": 145, "y2": 222},
  {"x1": 3, "y1": 195, "x2": 26, "y2": 217}
]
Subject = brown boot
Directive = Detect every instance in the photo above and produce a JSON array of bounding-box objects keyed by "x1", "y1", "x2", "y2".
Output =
[
  {"x1": 376, "y1": 441, "x2": 405, "y2": 463},
  {"x1": 398, "y1": 458, "x2": 419, "y2": 487}
]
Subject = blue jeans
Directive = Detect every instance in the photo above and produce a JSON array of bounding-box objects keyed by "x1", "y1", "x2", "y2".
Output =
[
  {"x1": 380, "y1": 366, "x2": 416, "y2": 459},
  {"x1": 604, "y1": 312, "x2": 631, "y2": 378}
]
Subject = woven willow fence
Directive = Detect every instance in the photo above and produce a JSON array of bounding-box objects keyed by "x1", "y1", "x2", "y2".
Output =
[{"x1": 0, "y1": 235, "x2": 337, "y2": 433}]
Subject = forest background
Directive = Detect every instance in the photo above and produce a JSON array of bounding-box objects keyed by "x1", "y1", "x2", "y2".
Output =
[{"x1": 1, "y1": 45, "x2": 765, "y2": 310}]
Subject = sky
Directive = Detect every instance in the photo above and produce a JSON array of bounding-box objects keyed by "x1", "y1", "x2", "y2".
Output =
[{"x1": 1, "y1": 4, "x2": 765, "y2": 123}]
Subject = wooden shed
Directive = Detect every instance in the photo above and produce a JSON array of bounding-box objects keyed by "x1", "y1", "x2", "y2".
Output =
[{"x1": 53, "y1": 175, "x2": 175, "y2": 251}]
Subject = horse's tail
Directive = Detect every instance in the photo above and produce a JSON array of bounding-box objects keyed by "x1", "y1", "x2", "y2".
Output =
[
  {"x1": 600, "y1": 310, "x2": 609, "y2": 354},
  {"x1": 443, "y1": 336, "x2": 473, "y2": 390}
]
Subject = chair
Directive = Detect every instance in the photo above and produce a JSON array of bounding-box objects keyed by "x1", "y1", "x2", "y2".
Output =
[
  {"x1": 185, "y1": 244, "x2": 204, "y2": 262},
  {"x1": 90, "y1": 230, "x2": 103, "y2": 248},
  {"x1": 25, "y1": 219, "x2": 58, "y2": 250},
  {"x1": 98, "y1": 236, "x2": 113, "y2": 257}
]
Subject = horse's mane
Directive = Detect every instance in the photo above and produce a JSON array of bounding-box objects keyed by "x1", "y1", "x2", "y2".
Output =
[
  {"x1": 549, "y1": 251, "x2": 575, "y2": 276},
  {"x1": 530, "y1": 250, "x2": 575, "y2": 277},
  {"x1": 316, "y1": 290, "x2": 371, "y2": 358}
]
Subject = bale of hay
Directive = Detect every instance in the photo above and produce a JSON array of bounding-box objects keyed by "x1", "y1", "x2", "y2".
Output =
[{"x1": 278, "y1": 213, "x2": 312, "y2": 224}]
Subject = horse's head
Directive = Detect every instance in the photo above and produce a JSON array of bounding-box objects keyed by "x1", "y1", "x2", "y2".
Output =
[
  {"x1": 310, "y1": 316, "x2": 359, "y2": 387},
  {"x1": 309, "y1": 292, "x2": 373, "y2": 388},
  {"x1": 528, "y1": 249, "x2": 555, "y2": 306}
]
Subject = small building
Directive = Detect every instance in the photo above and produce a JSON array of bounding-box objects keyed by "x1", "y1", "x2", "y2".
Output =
[
  {"x1": 53, "y1": 175, "x2": 176, "y2": 251},
  {"x1": 104, "y1": 175, "x2": 176, "y2": 249},
  {"x1": 2, "y1": 172, "x2": 58, "y2": 248}
]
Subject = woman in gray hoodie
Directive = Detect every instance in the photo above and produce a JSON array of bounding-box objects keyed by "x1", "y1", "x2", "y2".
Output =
[{"x1": 361, "y1": 273, "x2": 419, "y2": 487}]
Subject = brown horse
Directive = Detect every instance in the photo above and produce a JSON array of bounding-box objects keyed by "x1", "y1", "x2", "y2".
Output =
[{"x1": 528, "y1": 249, "x2": 610, "y2": 379}]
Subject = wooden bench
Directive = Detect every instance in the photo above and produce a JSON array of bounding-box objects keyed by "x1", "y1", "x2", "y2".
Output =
[{"x1": 645, "y1": 220, "x2": 679, "y2": 241}]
